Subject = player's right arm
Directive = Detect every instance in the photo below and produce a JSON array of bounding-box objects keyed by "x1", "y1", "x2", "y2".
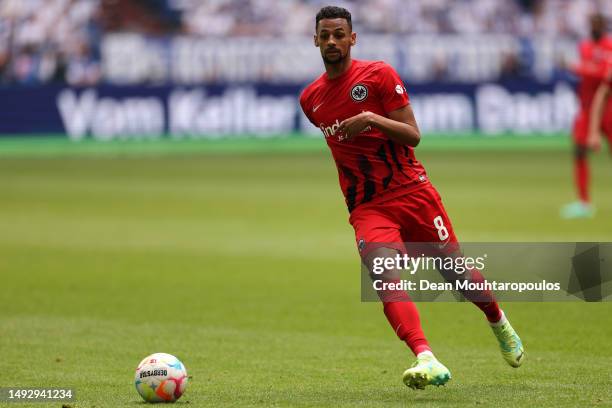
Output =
[
  {"x1": 337, "y1": 105, "x2": 421, "y2": 146},
  {"x1": 338, "y1": 62, "x2": 420, "y2": 146}
]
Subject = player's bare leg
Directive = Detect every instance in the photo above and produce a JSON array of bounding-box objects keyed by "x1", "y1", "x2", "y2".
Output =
[{"x1": 364, "y1": 247, "x2": 451, "y2": 389}]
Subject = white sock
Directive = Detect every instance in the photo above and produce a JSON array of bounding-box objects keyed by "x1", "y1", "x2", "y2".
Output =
[
  {"x1": 417, "y1": 350, "x2": 435, "y2": 359},
  {"x1": 489, "y1": 310, "x2": 507, "y2": 327}
]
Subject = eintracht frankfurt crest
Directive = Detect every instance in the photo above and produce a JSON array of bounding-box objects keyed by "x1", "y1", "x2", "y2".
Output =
[{"x1": 350, "y1": 84, "x2": 368, "y2": 102}]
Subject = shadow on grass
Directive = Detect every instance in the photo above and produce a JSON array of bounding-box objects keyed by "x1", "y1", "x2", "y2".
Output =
[
  {"x1": 128, "y1": 400, "x2": 192, "y2": 405},
  {"x1": 253, "y1": 382, "x2": 539, "y2": 407}
]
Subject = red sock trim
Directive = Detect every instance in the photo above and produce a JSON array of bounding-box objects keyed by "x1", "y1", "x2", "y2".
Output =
[
  {"x1": 575, "y1": 157, "x2": 590, "y2": 203},
  {"x1": 383, "y1": 301, "x2": 430, "y2": 356},
  {"x1": 464, "y1": 269, "x2": 503, "y2": 323}
]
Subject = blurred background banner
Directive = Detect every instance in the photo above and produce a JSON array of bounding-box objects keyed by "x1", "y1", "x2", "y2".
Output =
[
  {"x1": 0, "y1": 0, "x2": 609, "y2": 139},
  {"x1": 99, "y1": 34, "x2": 576, "y2": 84},
  {"x1": 0, "y1": 81, "x2": 577, "y2": 138}
]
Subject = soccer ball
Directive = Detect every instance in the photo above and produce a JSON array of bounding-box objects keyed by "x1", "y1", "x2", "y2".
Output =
[{"x1": 134, "y1": 353, "x2": 188, "y2": 403}]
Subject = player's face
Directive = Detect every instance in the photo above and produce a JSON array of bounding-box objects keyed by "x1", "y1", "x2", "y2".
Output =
[
  {"x1": 314, "y1": 18, "x2": 356, "y2": 65},
  {"x1": 590, "y1": 15, "x2": 606, "y2": 40}
]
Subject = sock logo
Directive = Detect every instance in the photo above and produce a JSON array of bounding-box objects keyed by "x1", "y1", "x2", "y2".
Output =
[{"x1": 358, "y1": 238, "x2": 366, "y2": 252}]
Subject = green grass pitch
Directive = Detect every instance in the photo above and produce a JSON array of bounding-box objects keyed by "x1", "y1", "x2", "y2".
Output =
[{"x1": 1, "y1": 137, "x2": 611, "y2": 407}]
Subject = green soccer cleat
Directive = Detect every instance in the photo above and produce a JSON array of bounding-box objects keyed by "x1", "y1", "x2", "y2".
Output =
[
  {"x1": 402, "y1": 353, "x2": 451, "y2": 390},
  {"x1": 491, "y1": 313, "x2": 525, "y2": 368},
  {"x1": 560, "y1": 201, "x2": 595, "y2": 219}
]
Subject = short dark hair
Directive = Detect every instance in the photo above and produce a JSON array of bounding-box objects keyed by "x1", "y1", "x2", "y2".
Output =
[
  {"x1": 590, "y1": 13, "x2": 608, "y2": 27},
  {"x1": 315, "y1": 6, "x2": 352, "y2": 31}
]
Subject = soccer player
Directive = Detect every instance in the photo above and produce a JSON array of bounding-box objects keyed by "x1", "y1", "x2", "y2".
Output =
[
  {"x1": 561, "y1": 13, "x2": 612, "y2": 218},
  {"x1": 300, "y1": 6, "x2": 524, "y2": 390}
]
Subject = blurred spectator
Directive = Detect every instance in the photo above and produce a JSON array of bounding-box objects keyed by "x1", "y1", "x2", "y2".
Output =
[
  {"x1": 0, "y1": 0, "x2": 609, "y2": 84},
  {"x1": 173, "y1": 0, "x2": 607, "y2": 37},
  {"x1": 0, "y1": 0, "x2": 101, "y2": 84}
]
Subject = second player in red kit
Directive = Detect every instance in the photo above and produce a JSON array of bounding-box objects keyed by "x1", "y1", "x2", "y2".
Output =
[
  {"x1": 562, "y1": 13, "x2": 612, "y2": 218},
  {"x1": 300, "y1": 6, "x2": 525, "y2": 389}
]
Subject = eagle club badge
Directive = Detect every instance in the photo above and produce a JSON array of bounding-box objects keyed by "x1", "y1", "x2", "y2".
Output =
[{"x1": 350, "y1": 84, "x2": 368, "y2": 102}]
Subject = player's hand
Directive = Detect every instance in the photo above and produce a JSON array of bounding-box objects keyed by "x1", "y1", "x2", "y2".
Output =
[
  {"x1": 338, "y1": 111, "x2": 374, "y2": 140},
  {"x1": 587, "y1": 131, "x2": 601, "y2": 152}
]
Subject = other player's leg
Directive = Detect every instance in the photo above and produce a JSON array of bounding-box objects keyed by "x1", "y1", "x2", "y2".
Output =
[
  {"x1": 561, "y1": 145, "x2": 594, "y2": 218},
  {"x1": 561, "y1": 112, "x2": 595, "y2": 218},
  {"x1": 603, "y1": 101, "x2": 612, "y2": 157}
]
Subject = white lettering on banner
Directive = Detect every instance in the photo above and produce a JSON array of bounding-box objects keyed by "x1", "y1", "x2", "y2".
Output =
[
  {"x1": 168, "y1": 88, "x2": 295, "y2": 137},
  {"x1": 411, "y1": 94, "x2": 474, "y2": 132},
  {"x1": 57, "y1": 87, "x2": 297, "y2": 140},
  {"x1": 57, "y1": 89, "x2": 96, "y2": 139},
  {"x1": 476, "y1": 83, "x2": 577, "y2": 134},
  {"x1": 102, "y1": 33, "x2": 168, "y2": 84},
  {"x1": 56, "y1": 85, "x2": 578, "y2": 140},
  {"x1": 300, "y1": 86, "x2": 574, "y2": 135},
  {"x1": 103, "y1": 34, "x2": 576, "y2": 84},
  {"x1": 105, "y1": 34, "x2": 420, "y2": 83},
  {"x1": 170, "y1": 37, "x2": 322, "y2": 83},
  {"x1": 57, "y1": 89, "x2": 164, "y2": 141},
  {"x1": 399, "y1": 35, "x2": 516, "y2": 82}
]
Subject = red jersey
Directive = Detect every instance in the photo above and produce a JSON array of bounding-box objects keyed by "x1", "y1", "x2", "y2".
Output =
[
  {"x1": 574, "y1": 35, "x2": 612, "y2": 111},
  {"x1": 300, "y1": 59, "x2": 429, "y2": 212}
]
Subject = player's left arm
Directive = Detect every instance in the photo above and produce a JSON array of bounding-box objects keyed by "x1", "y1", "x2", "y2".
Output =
[
  {"x1": 337, "y1": 106, "x2": 421, "y2": 146},
  {"x1": 587, "y1": 68, "x2": 612, "y2": 150}
]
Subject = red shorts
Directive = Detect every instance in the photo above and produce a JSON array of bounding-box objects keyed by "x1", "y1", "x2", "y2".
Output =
[
  {"x1": 349, "y1": 184, "x2": 458, "y2": 259},
  {"x1": 573, "y1": 103, "x2": 612, "y2": 146}
]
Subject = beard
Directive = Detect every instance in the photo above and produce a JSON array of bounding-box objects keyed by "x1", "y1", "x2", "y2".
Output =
[
  {"x1": 591, "y1": 29, "x2": 603, "y2": 41},
  {"x1": 322, "y1": 50, "x2": 346, "y2": 65}
]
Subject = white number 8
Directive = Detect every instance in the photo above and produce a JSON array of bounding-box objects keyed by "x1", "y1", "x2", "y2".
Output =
[{"x1": 433, "y1": 216, "x2": 449, "y2": 241}]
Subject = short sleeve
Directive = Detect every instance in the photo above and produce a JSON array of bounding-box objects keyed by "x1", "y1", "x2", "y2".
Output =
[
  {"x1": 299, "y1": 91, "x2": 316, "y2": 126},
  {"x1": 578, "y1": 42, "x2": 589, "y2": 60},
  {"x1": 376, "y1": 63, "x2": 410, "y2": 114}
]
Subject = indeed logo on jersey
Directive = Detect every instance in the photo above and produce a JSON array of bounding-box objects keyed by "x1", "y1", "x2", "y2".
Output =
[
  {"x1": 319, "y1": 119, "x2": 343, "y2": 140},
  {"x1": 319, "y1": 119, "x2": 371, "y2": 141}
]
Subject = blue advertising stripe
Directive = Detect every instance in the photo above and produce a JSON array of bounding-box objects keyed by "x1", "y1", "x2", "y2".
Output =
[{"x1": 0, "y1": 81, "x2": 578, "y2": 138}]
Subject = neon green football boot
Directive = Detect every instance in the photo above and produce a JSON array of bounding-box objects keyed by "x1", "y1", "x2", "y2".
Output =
[
  {"x1": 560, "y1": 201, "x2": 595, "y2": 219},
  {"x1": 491, "y1": 312, "x2": 525, "y2": 368},
  {"x1": 402, "y1": 353, "x2": 451, "y2": 390}
]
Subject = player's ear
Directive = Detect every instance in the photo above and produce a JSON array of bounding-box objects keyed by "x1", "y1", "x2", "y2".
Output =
[
  {"x1": 314, "y1": 33, "x2": 319, "y2": 47},
  {"x1": 350, "y1": 32, "x2": 356, "y2": 46}
]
